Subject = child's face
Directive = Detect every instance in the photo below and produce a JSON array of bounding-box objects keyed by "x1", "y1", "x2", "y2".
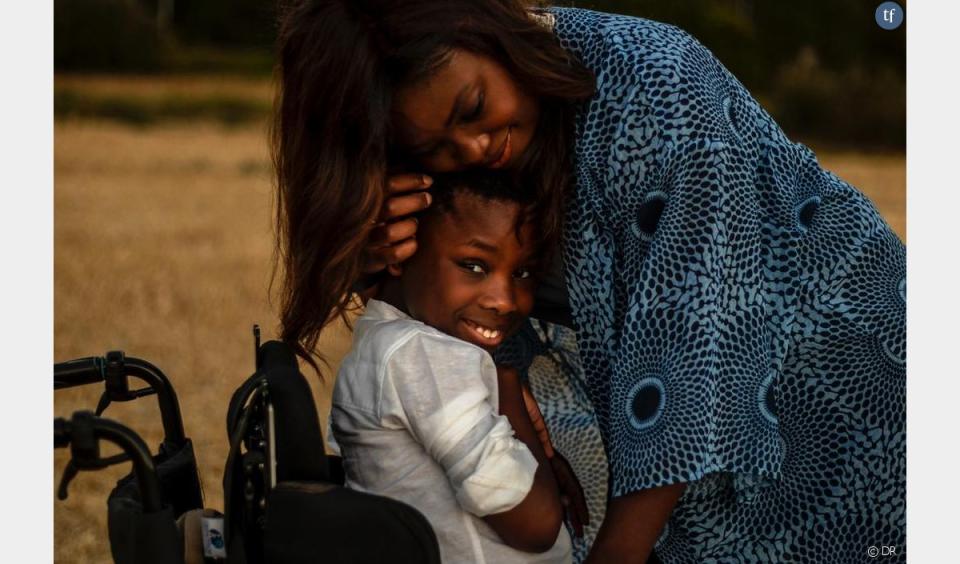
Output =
[{"x1": 397, "y1": 193, "x2": 537, "y2": 352}]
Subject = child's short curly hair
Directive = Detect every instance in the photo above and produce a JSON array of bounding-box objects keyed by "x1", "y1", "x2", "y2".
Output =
[
  {"x1": 423, "y1": 169, "x2": 548, "y2": 269},
  {"x1": 427, "y1": 169, "x2": 534, "y2": 215}
]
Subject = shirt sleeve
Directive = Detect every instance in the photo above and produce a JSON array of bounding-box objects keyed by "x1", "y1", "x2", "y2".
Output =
[
  {"x1": 559, "y1": 12, "x2": 796, "y2": 499},
  {"x1": 379, "y1": 331, "x2": 539, "y2": 517}
]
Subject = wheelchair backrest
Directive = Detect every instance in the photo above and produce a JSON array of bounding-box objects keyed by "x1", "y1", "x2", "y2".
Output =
[{"x1": 223, "y1": 340, "x2": 440, "y2": 564}]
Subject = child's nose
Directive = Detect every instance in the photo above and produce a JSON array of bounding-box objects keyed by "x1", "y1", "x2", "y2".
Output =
[{"x1": 479, "y1": 276, "x2": 518, "y2": 315}]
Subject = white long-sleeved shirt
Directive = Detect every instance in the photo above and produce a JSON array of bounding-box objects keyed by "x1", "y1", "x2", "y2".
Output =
[{"x1": 331, "y1": 300, "x2": 572, "y2": 563}]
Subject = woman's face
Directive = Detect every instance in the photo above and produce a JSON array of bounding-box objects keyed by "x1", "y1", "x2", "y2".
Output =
[{"x1": 393, "y1": 49, "x2": 540, "y2": 172}]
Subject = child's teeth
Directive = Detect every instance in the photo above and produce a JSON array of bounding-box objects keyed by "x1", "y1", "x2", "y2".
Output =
[{"x1": 469, "y1": 322, "x2": 501, "y2": 340}]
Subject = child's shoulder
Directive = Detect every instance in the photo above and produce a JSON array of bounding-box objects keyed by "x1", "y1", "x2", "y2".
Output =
[
  {"x1": 340, "y1": 301, "x2": 490, "y2": 387},
  {"x1": 334, "y1": 304, "x2": 494, "y2": 416},
  {"x1": 362, "y1": 319, "x2": 487, "y2": 373},
  {"x1": 358, "y1": 312, "x2": 471, "y2": 360}
]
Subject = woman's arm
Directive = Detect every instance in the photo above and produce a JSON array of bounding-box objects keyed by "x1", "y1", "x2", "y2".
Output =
[
  {"x1": 585, "y1": 483, "x2": 686, "y2": 564},
  {"x1": 483, "y1": 366, "x2": 565, "y2": 553}
]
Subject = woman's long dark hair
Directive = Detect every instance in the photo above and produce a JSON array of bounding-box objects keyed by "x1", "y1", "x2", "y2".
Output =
[{"x1": 272, "y1": 0, "x2": 595, "y2": 368}]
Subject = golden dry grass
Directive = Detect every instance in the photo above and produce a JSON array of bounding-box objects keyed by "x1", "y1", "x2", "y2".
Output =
[
  {"x1": 53, "y1": 119, "x2": 904, "y2": 563},
  {"x1": 815, "y1": 150, "x2": 906, "y2": 240},
  {"x1": 53, "y1": 120, "x2": 353, "y2": 563},
  {"x1": 55, "y1": 74, "x2": 273, "y2": 101}
]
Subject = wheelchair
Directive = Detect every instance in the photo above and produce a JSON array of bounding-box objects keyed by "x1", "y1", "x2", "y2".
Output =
[{"x1": 54, "y1": 330, "x2": 441, "y2": 563}]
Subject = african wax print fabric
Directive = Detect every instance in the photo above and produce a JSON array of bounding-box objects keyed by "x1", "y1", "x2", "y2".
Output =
[{"x1": 509, "y1": 8, "x2": 906, "y2": 562}]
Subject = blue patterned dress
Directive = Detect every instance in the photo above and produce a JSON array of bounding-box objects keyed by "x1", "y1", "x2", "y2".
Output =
[{"x1": 501, "y1": 8, "x2": 906, "y2": 563}]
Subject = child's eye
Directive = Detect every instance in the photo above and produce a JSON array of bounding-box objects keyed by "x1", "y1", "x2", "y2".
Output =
[
  {"x1": 460, "y1": 261, "x2": 487, "y2": 275},
  {"x1": 515, "y1": 268, "x2": 533, "y2": 280}
]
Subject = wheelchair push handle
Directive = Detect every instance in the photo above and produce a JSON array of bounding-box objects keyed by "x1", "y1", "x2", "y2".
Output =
[
  {"x1": 54, "y1": 356, "x2": 106, "y2": 389},
  {"x1": 54, "y1": 351, "x2": 187, "y2": 447},
  {"x1": 53, "y1": 417, "x2": 71, "y2": 448},
  {"x1": 55, "y1": 412, "x2": 165, "y2": 513}
]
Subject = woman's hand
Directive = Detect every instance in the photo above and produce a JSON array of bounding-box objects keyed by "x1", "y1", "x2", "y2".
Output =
[
  {"x1": 585, "y1": 482, "x2": 686, "y2": 564},
  {"x1": 361, "y1": 173, "x2": 433, "y2": 274}
]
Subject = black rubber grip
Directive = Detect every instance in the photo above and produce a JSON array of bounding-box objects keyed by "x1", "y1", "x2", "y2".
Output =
[
  {"x1": 54, "y1": 357, "x2": 105, "y2": 389},
  {"x1": 53, "y1": 417, "x2": 70, "y2": 448}
]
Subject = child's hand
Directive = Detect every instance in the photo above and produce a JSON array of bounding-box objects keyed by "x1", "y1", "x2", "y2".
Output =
[
  {"x1": 521, "y1": 382, "x2": 590, "y2": 537},
  {"x1": 361, "y1": 173, "x2": 433, "y2": 274},
  {"x1": 549, "y1": 450, "x2": 589, "y2": 538}
]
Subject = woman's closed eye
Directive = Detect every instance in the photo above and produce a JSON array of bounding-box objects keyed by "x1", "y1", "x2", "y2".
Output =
[
  {"x1": 411, "y1": 142, "x2": 442, "y2": 159},
  {"x1": 462, "y1": 91, "x2": 484, "y2": 123}
]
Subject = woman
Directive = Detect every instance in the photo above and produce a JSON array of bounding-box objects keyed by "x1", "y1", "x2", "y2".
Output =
[{"x1": 272, "y1": 1, "x2": 906, "y2": 562}]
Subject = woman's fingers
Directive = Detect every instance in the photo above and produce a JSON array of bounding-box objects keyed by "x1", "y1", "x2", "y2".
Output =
[
  {"x1": 382, "y1": 172, "x2": 432, "y2": 221},
  {"x1": 359, "y1": 174, "x2": 431, "y2": 275},
  {"x1": 382, "y1": 190, "x2": 432, "y2": 221},
  {"x1": 387, "y1": 172, "x2": 432, "y2": 194},
  {"x1": 362, "y1": 237, "x2": 419, "y2": 274},
  {"x1": 360, "y1": 220, "x2": 420, "y2": 273},
  {"x1": 369, "y1": 218, "x2": 419, "y2": 247}
]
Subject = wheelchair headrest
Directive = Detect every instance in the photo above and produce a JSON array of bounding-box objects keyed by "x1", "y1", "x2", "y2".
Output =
[
  {"x1": 257, "y1": 339, "x2": 298, "y2": 370},
  {"x1": 226, "y1": 340, "x2": 328, "y2": 483}
]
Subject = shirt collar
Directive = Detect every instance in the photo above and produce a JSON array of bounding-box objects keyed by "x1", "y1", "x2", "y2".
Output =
[{"x1": 362, "y1": 299, "x2": 410, "y2": 323}]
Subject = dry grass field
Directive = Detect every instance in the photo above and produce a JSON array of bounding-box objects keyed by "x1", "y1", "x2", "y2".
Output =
[
  {"x1": 55, "y1": 74, "x2": 273, "y2": 100},
  {"x1": 53, "y1": 116, "x2": 904, "y2": 562},
  {"x1": 53, "y1": 119, "x2": 354, "y2": 563}
]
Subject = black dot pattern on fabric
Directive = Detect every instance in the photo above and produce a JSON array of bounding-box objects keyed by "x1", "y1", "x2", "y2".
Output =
[
  {"x1": 628, "y1": 377, "x2": 665, "y2": 430},
  {"x1": 549, "y1": 7, "x2": 905, "y2": 562},
  {"x1": 495, "y1": 321, "x2": 610, "y2": 562},
  {"x1": 758, "y1": 370, "x2": 779, "y2": 427},
  {"x1": 798, "y1": 196, "x2": 820, "y2": 229},
  {"x1": 631, "y1": 193, "x2": 667, "y2": 239},
  {"x1": 764, "y1": 385, "x2": 777, "y2": 418}
]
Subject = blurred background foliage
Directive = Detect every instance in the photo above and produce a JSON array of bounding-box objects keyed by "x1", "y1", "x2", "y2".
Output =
[
  {"x1": 54, "y1": 0, "x2": 905, "y2": 148},
  {"x1": 589, "y1": 0, "x2": 906, "y2": 149}
]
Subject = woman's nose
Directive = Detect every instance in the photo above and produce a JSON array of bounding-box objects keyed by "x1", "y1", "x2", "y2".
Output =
[{"x1": 453, "y1": 130, "x2": 492, "y2": 166}]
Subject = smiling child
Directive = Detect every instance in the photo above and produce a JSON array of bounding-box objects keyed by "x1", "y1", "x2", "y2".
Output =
[{"x1": 330, "y1": 170, "x2": 573, "y2": 563}]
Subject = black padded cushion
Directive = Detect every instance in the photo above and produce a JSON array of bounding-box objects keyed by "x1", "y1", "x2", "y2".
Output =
[
  {"x1": 263, "y1": 482, "x2": 440, "y2": 564},
  {"x1": 226, "y1": 341, "x2": 328, "y2": 482}
]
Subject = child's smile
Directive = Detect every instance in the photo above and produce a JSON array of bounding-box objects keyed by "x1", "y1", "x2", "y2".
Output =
[
  {"x1": 461, "y1": 317, "x2": 505, "y2": 346},
  {"x1": 387, "y1": 191, "x2": 538, "y2": 353}
]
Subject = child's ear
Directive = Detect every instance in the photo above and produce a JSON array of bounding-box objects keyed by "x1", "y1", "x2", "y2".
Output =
[{"x1": 386, "y1": 263, "x2": 403, "y2": 277}]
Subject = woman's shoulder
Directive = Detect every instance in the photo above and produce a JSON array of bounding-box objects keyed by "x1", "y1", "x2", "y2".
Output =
[
  {"x1": 549, "y1": 7, "x2": 742, "y2": 152},
  {"x1": 547, "y1": 6, "x2": 704, "y2": 73}
]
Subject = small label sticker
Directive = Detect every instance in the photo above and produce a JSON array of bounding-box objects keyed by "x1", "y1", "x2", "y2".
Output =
[{"x1": 201, "y1": 516, "x2": 227, "y2": 559}]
